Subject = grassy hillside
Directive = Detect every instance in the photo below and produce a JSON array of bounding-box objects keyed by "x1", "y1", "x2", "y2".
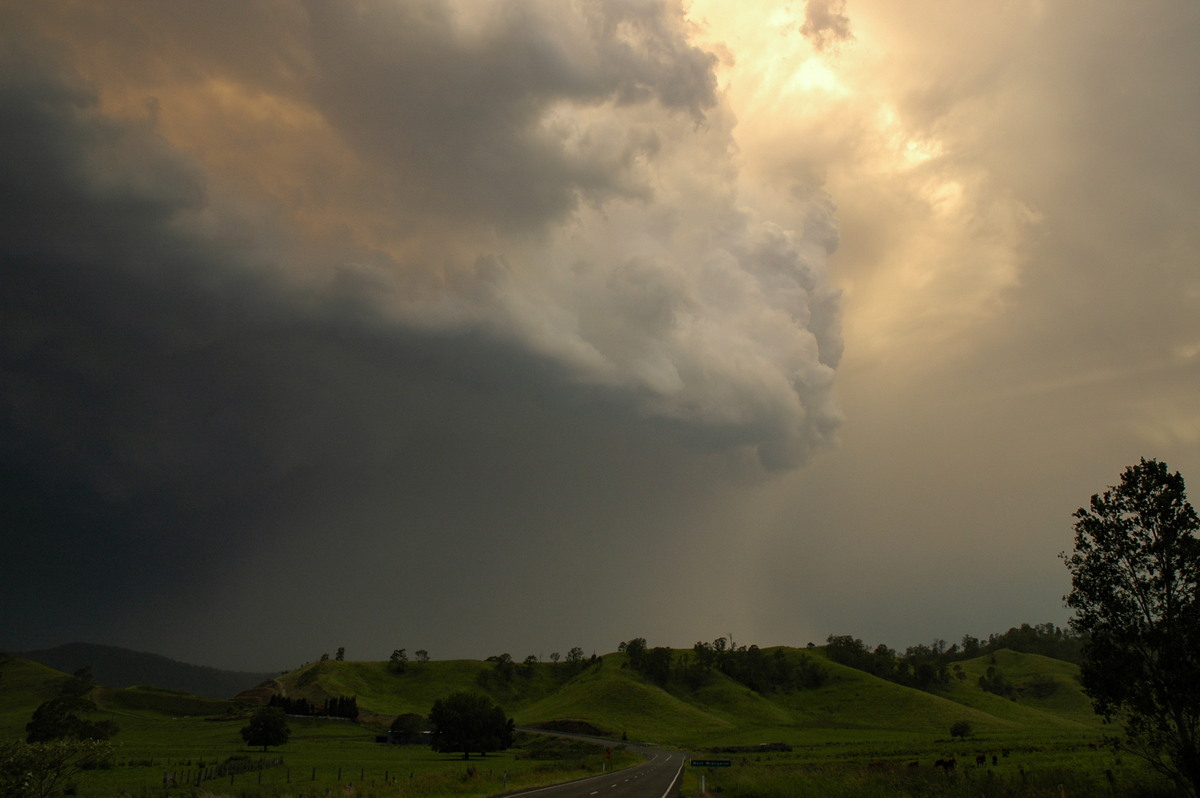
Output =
[
  {"x1": 276, "y1": 659, "x2": 531, "y2": 716},
  {"x1": 0, "y1": 655, "x2": 68, "y2": 731},
  {"x1": 517, "y1": 659, "x2": 736, "y2": 742},
  {"x1": 255, "y1": 647, "x2": 1103, "y2": 750},
  {"x1": 95, "y1": 685, "x2": 234, "y2": 717},
  {"x1": 0, "y1": 648, "x2": 1131, "y2": 797},
  {"x1": 940, "y1": 649, "x2": 1100, "y2": 728},
  {"x1": 2, "y1": 647, "x2": 1107, "y2": 752}
]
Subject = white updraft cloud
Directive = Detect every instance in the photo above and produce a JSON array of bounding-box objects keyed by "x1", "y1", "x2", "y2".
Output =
[
  {"x1": 290, "y1": 1, "x2": 844, "y2": 468},
  {"x1": 392, "y1": 90, "x2": 844, "y2": 467}
]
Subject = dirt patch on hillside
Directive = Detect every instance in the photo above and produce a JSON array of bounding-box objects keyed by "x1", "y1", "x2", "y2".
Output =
[{"x1": 233, "y1": 678, "x2": 282, "y2": 706}]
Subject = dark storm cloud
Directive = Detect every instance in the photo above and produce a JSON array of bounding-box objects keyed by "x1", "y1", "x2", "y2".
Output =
[
  {"x1": 0, "y1": 2, "x2": 843, "y2": 664},
  {"x1": 302, "y1": 0, "x2": 719, "y2": 230}
]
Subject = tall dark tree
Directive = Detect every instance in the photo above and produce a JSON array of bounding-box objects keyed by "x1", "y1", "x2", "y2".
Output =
[
  {"x1": 1063, "y1": 458, "x2": 1200, "y2": 797},
  {"x1": 389, "y1": 713, "x2": 427, "y2": 744},
  {"x1": 240, "y1": 707, "x2": 290, "y2": 752},
  {"x1": 428, "y1": 692, "x2": 513, "y2": 760},
  {"x1": 26, "y1": 696, "x2": 117, "y2": 744}
]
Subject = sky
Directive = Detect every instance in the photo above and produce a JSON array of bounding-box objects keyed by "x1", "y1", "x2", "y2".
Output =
[{"x1": 2, "y1": 0, "x2": 1198, "y2": 673}]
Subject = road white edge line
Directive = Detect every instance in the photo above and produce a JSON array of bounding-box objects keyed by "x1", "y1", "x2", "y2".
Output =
[{"x1": 659, "y1": 757, "x2": 684, "y2": 798}]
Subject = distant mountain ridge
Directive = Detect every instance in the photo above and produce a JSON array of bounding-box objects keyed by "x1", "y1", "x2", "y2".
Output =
[{"x1": 11, "y1": 643, "x2": 276, "y2": 699}]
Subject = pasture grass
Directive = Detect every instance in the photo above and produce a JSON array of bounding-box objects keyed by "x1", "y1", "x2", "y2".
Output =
[
  {"x1": 3, "y1": 649, "x2": 1165, "y2": 797},
  {"x1": 28, "y1": 716, "x2": 639, "y2": 798},
  {"x1": 689, "y1": 728, "x2": 1174, "y2": 797}
]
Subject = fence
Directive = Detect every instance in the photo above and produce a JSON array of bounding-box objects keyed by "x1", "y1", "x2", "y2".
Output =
[{"x1": 163, "y1": 756, "x2": 284, "y2": 788}]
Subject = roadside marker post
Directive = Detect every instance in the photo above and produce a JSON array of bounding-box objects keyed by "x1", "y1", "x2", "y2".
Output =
[{"x1": 691, "y1": 759, "x2": 731, "y2": 796}]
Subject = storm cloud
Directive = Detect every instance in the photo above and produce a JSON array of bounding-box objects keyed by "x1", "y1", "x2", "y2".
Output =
[
  {"x1": 2, "y1": 1, "x2": 841, "y2": 666},
  {"x1": 5, "y1": 0, "x2": 1199, "y2": 670}
]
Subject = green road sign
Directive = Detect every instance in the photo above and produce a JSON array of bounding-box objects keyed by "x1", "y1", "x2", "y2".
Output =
[{"x1": 690, "y1": 760, "x2": 731, "y2": 767}]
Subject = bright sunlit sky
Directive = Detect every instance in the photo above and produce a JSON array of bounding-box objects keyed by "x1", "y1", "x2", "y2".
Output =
[{"x1": 3, "y1": 0, "x2": 1198, "y2": 671}]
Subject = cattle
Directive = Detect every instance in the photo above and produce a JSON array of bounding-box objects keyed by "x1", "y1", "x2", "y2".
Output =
[
  {"x1": 975, "y1": 754, "x2": 987, "y2": 766},
  {"x1": 934, "y1": 757, "x2": 957, "y2": 773}
]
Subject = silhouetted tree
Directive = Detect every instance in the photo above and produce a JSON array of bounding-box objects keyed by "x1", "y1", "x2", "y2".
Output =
[
  {"x1": 485, "y1": 653, "x2": 515, "y2": 684},
  {"x1": 240, "y1": 707, "x2": 290, "y2": 752},
  {"x1": 428, "y1": 693, "x2": 513, "y2": 760},
  {"x1": 26, "y1": 697, "x2": 117, "y2": 744},
  {"x1": 618, "y1": 639, "x2": 645, "y2": 671},
  {"x1": 335, "y1": 647, "x2": 345, "y2": 662},
  {"x1": 1064, "y1": 458, "x2": 1200, "y2": 797},
  {"x1": 641, "y1": 647, "x2": 673, "y2": 686},
  {"x1": 389, "y1": 713, "x2": 427, "y2": 744}
]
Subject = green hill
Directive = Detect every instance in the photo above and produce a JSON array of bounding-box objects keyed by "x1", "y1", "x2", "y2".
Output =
[
  {"x1": 946, "y1": 649, "x2": 1099, "y2": 726},
  {"x1": 94, "y1": 685, "x2": 233, "y2": 717},
  {"x1": 517, "y1": 659, "x2": 736, "y2": 742},
  {"x1": 247, "y1": 647, "x2": 1102, "y2": 749},
  {"x1": 0, "y1": 655, "x2": 69, "y2": 731},
  {"x1": 2, "y1": 646, "x2": 1104, "y2": 752}
]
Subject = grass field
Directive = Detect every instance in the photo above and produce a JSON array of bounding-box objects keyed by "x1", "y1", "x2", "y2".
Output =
[{"x1": 0, "y1": 649, "x2": 1179, "y2": 797}]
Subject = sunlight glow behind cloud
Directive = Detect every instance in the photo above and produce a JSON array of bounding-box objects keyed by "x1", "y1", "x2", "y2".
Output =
[{"x1": 3, "y1": 0, "x2": 1199, "y2": 669}]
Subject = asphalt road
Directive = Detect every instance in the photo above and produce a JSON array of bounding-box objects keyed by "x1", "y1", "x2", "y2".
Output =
[{"x1": 503, "y1": 742, "x2": 687, "y2": 798}]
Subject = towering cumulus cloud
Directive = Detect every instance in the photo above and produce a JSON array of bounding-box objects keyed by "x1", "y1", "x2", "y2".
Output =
[
  {"x1": 4, "y1": 0, "x2": 841, "y2": 469},
  {"x1": 1, "y1": 1, "x2": 842, "y2": 657}
]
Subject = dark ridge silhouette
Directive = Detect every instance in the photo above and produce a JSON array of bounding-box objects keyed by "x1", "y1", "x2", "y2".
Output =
[{"x1": 12, "y1": 642, "x2": 276, "y2": 699}]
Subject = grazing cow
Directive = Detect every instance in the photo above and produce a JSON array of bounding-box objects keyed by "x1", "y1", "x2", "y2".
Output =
[
  {"x1": 992, "y1": 754, "x2": 998, "y2": 766},
  {"x1": 934, "y1": 757, "x2": 957, "y2": 773},
  {"x1": 907, "y1": 761, "x2": 920, "y2": 769},
  {"x1": 975, "y1": 754, "x2": 986, "y2": 766}
]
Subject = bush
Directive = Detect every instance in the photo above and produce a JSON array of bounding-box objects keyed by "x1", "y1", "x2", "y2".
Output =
[{"x1": 949, "y1": 720, "x2": 973, "y2": 739}]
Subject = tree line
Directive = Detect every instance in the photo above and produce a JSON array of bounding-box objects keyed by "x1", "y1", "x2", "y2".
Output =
[
  {"x1": 266, "y1": 694, "x2": 358, "y2": 720},
  {"x1": 476, "y1": 647, "x2": 597, "y2": 688},
  {"x1": 618, "y1": 636, "x2": 828, "y2": 694},
  {"x1": 823, "y1": 622, "x2": 1083, "y2": 693}
]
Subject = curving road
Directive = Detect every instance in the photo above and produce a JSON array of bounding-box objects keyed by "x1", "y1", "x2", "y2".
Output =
[{"x1": 503, "y1": 740, "x2": 686, "y2": 798}]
